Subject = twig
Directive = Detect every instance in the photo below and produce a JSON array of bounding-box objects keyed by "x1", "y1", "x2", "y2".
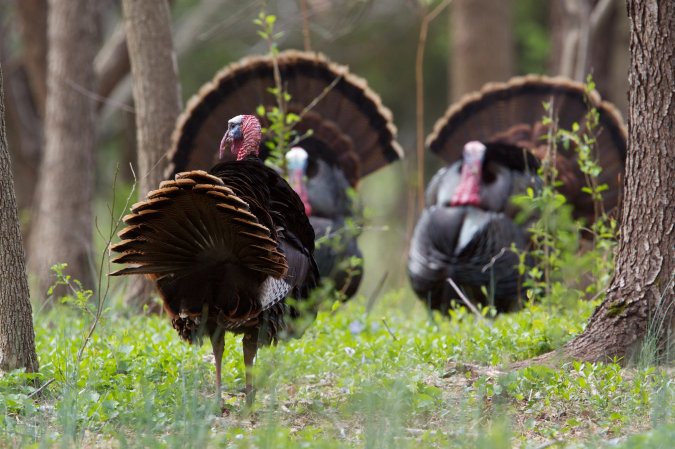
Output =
[
  {"x1": 381, "y1": 318, "x2": 398, "y2": 341},
  {"x1": 481, "y1": 247, "x2": 508, "y2": 273},
  {"x1": 446, "y1": 277, "x2": 490, "y2": 325},
  {"x1": 28, "y1": 378, "x2": 55, "y2": 399}
]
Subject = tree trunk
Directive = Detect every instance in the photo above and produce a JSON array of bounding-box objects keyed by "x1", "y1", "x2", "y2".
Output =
[
  {"x1": 0, "y1": 6, "x2": 43, "y2": 217},
  {"x1": 15, "y1": 0, "x2": 48, "y2": 117},
  {"x1": 121, "y1": 0, "x2": 182, "y2": 310},
  {"x1": 514, "y1": 0, "x2": 674, "y2": 368},
  {"x1": 28, "y1": 0, "x2": 100, "y2": 299},
  {"x1": 0, "y1": 65, "x2": 39, "y2": 374},
  {"x1": 549, "y1": 0, "x2": 621, "y2": 97},
  {"x1": 95, "y1": 23, "x2": 131, "y2": 104},
  {"x1": 450, "y1": 0, "x2": 514, "y2": 100}
]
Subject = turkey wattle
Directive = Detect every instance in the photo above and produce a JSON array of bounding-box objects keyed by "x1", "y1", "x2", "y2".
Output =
[
  {"x1": 166, "y1": 50, "x2": 403, "y2": 299},
  {"x1": 409, "y1": 75, "x2": 627, "y2": 314},
  {"x1": 111, "y1": 115, "x2": 319, "y2": 404}
]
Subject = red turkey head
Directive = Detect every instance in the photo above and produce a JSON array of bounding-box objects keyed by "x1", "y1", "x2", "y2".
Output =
[
  {"x1": 286, "y1": 147, "x2": 312, "y2": 216},
  {"x1": 220, "y1": 115, "x2": 262, "y2": 160},
  {"x1": 450, "y1": 141, "x2": 486, "y2": 207}
]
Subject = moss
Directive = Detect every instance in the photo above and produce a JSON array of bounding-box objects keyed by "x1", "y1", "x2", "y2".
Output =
[{"x1": 607, "y1": 301, "x2": 628, "y2": 318}]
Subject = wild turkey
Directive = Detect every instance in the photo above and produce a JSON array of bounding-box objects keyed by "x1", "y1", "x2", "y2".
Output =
[
  {"x1": 286, "y1": 147, "x2": 363, "y2": 297},
  {"x1": 409, "y1": 75, "x2": 627, "y2": 313},
  {"x1": 167, "y1": 50, "x2": 403, "y2": 299},
  {"x1": 111, "y1": 115, "x2": 319, "y2": 404}
]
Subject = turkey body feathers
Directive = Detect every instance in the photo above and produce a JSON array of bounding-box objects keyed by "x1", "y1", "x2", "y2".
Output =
[
  {"x1": 208, "y1": 158, "x2": 319, "y2": 303},
  {"x1": 409, "y1": 206, "x2": 526, "y2": 313}
]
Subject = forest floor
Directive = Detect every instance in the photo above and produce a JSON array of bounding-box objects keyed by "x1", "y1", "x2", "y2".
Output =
[{"x1": 1, "y1": 287, "x2": 673, "y2": 449}]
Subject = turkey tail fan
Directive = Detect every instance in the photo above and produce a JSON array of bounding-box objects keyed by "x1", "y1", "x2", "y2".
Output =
[
  {"x1": 110, "y1": 170, "x2": 287, "y2": 279},
  {"x1": 167, "y1": 50, "x2": 404, "y2": 186},
  {"x1": 427, "y1": 75, "x2": 627, "y2": 223}
]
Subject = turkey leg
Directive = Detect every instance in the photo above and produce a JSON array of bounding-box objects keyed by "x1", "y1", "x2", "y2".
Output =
[
  {"x1": 209, "y1": 326, "x2": 225, "y2": 404},
  {"x1": 242, "y1": 331, "x2": 258, "y2": 406}
]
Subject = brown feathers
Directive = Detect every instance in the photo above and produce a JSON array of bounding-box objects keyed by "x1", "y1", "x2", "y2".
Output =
[
  {"x1": 427, "y1": 75, "x2": 627, "y2": 222},
  {"x1": 110, "y1": 170, "x2": 287, "y2": 279},
  {"x1": 166, "y1": 50, "x2": 403, "y2": 185}
]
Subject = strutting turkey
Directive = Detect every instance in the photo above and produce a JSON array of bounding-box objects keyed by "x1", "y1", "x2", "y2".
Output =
[
  {"x1": 166, "y1": 50, "x2": 403, "y2": 299},
  {"x1": 111, "y1": 114, "x2": 319, "y2": 404},
  {"x1": 408, "y1": 75, "x2": 627, "y2": 314}
]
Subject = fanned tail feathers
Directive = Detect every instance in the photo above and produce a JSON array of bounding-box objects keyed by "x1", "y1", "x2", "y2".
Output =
[
  {"x1": 167, "y1": 50, "x2": 403, "y2": 185},
  {"x1": 427, "y1": 75, "x2": 627, "y2": 221},
  {"x1": 110, "y1": 170, "x2": 287, "y2": 279}
]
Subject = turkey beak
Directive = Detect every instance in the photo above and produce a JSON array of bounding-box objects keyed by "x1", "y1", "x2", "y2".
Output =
[
  {"x1": 219, "y1": 132, "x2": 229, "y2": 160},
  {"x1": 220, "y1": 123, "x2": 242, "y2": 159}
]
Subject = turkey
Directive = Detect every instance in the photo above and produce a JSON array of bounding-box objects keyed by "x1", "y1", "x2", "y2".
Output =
[
  {"x1": 166, "y1": 50, "x2": 403, "y2": 299},
  {"x1": 111, "y1": 114, "x2": 319, "y2": 404},
  {"x1": 409, "y1": 75, "x2": 627, "y2": 314}
]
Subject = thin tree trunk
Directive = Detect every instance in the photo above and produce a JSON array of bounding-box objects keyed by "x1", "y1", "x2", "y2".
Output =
[
  {"x1": 28, "y1": 0, "x2": 100, "y2": 299},
  {"x1": 121, "y1": 0, "x2": 182, "y2": 310},
  {"x1": 0, "y1": 6, "x2": 43, "y2": 216},
  {"x1": 450, "y1": 0, "x2": 514, "y2": 99},
  {"x1": 0, "y1": 65, "x2": 39, "y2": 374},
  {"x1": 549, "y1": 0, "x2": 620, "y2": 92},
  {"x1": 514, "y1": 0, "x2": 674, "y2": 368},
  {"x1": 95, "y1": 23, "x2": 131, "y2": 104},
  {"x1": 15, "y1": 0, "x2": 48, "y2": 117}
]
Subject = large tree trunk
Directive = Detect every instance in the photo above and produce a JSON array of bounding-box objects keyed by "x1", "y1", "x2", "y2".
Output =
[
  {"x1": 515, "y1": 0, "x2": 674, "y2": 367},
  {"x1": 450, "y1": 0, "x2": 514, "y2": 100},
  {"x1": 28, "y1": 0, "x2": 100, "y2": 299},
  {"x1": 121, "y1": 0, "x2": 182, "y2": 310},
  {"x1": 0, "y1": 65, "x2": 39, "y2": 374}
]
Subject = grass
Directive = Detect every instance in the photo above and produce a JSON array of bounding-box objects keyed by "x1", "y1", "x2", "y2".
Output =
[{"x1": 1, "y1": 288, "x2": 673, "y2": 448}]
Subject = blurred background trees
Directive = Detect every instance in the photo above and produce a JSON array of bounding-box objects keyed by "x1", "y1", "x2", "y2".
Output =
[{"x1": 0, "y1": 0, "x2": 630, "y2": 301}]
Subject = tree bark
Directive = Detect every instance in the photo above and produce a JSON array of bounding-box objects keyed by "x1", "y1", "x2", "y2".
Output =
[
  {"x1": 0, "y1": 65, "x2": 39, "y2": 374},
  {"x1": 514, "y1": 0, "x2": 674, "y2": 368},
  {"x1": 28, "y1": 0, "x2": 100, "y2": 299},
  {"x1": 121, "y1": 0, "x2": 182, "y2": 309},
  {"x1": 450, "y1": 0, "x2": 514, "y2": 100}
]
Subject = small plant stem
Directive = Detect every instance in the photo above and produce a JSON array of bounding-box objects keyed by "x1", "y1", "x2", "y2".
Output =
[
  {"x1": 381, "y1": 318, "x2": 398, "y2": 341},
  {"x1": 298, "y1": 75, "x2": 342, "y2": 120},
  {"x1": 300, "y1": 0, "x2": 311, "y2": 52},
  {"x1": 28, "y1": 378, "x2": 55, "y2": 399},
  {"x1": 415, "y1": 0, "x2": 453, "y2": 213},
  {"x1": 446, "y1": 277, "x2": 490, "y2": 326},
  {"x1": 77, "y1": 165, "x2": 136, "y2": 363}
]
